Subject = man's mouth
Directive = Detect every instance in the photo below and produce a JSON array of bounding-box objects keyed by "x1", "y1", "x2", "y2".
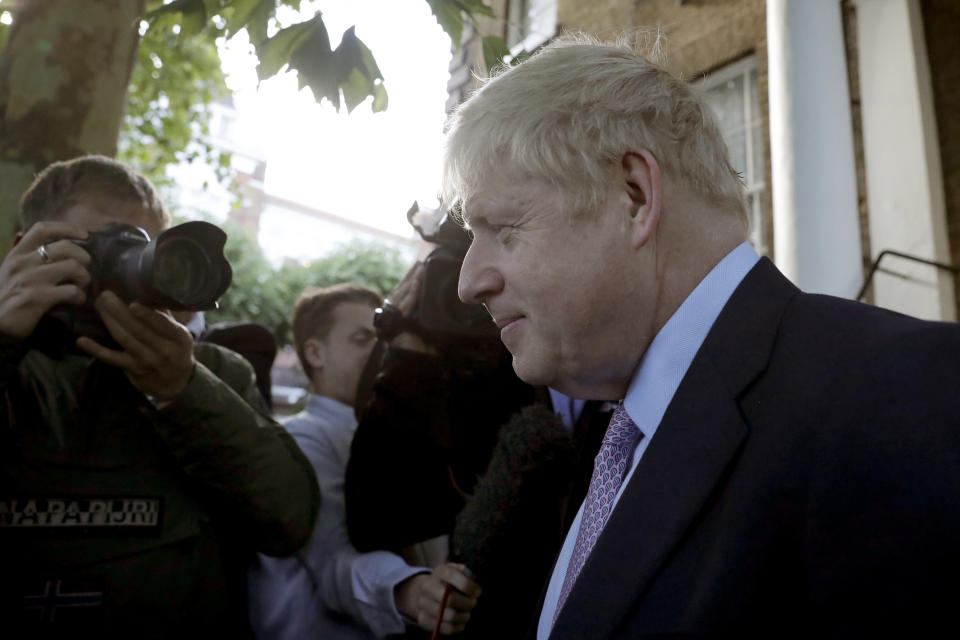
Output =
[{"x1": 494, "y1": 314, "x2": 523, "y2": 330}]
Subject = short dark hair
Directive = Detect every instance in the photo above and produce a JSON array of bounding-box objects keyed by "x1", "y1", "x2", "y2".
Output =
[
  {"x1": 19, "y1": 154, "x2": 170, "y2": 231},
  {"x1": 291, "y1": 283, "x2": 382, "y2": 377}
]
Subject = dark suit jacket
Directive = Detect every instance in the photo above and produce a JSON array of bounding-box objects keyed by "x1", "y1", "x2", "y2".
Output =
[{"x1": 549, "y1": 258, "x2": 960, "y2": 639}]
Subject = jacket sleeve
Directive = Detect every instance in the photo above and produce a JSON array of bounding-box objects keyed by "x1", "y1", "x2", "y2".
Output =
[
  {"x1": 0, "y1": 334, "x2": 29, "y2": 434},
  {"x1": 293, "y1": 423, "x2": 425, "y2": 637},
  {"x1": 150, "y1": 342, "x2": 320, "y2": 556},
  {"x1": 0, "y1": 333, "x2": 28, "y2": 389}
]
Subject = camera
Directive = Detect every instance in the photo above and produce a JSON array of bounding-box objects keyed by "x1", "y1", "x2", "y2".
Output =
[
  {"x1": 406, "y1": 202, "x2": 497, "y2": 338},
  {"x1": 75, "y1": 221, "x2": 232, "y2": 311},
  {"x1": 39, "y1": 221, "x2": 232, "y2": 345}
]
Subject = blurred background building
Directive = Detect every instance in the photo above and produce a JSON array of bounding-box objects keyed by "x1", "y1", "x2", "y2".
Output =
[{"x1": 169, "y1": 97, "x2": 420, "y2": 267}]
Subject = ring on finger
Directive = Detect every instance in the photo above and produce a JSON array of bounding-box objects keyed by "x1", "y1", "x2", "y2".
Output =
[{"x1": 37, "y1": 244, "x2": 51, "y2": 264}]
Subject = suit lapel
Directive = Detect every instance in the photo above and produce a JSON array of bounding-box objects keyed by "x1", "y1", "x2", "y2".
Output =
[{"x1": 550, "y1": 259, "x2": 799, "y2": 639}]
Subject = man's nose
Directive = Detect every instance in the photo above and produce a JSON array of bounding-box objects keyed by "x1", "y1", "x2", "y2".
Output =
[{"x1": 458, "y1": 240, "x2": 503, "y2": 305}]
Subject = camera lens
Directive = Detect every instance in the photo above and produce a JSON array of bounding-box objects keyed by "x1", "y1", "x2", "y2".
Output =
[{"x1": 151, "y1": 236, "x2": 211, "y2": 305}]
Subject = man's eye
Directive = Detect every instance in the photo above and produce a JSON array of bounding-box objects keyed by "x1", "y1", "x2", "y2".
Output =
[{"x1": 493, "y1": 225, "x2": 515, "y2": 243}]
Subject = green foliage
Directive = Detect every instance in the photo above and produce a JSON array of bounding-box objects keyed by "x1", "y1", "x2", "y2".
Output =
[
  {"x1": 145, "y1": 0, "x2": 497, "y2": 114},
  {"x1": 425, "y1": 0, "x2": 495, "y2": 51},
  {"x1": 118, "y1": 12, "x2": 230, "y2": 193},
  {"x1": 196, "y1": 215, "x2": 408, "y2": 344},
  {"x1": 481, "y1": 34, "x2": 510, "y2": 71},
  {"x1": 288, "y1": 239, "x2": 409, "y2": 298}
]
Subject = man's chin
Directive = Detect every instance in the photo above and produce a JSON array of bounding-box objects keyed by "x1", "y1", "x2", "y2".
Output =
[{"x1": 509, "y1": 353, "x2": 556, "y2": 388}]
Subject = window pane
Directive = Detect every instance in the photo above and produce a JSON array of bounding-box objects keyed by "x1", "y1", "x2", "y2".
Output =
[
  {"x1": 527, "y1": 0, "x2": 556, "y2": 41},
  {"x1": 704, "y1": 76, "x2": 745, "y2": 132},
  {"x1": 747, "y1": 192, "x2": 766, "y2": 254},
  {"x1": 726, "y1": 130, "x2": 747, "y2": 181},
  {"x1": 700, "y1": 59, "x2": 767, "y2": 255},
  {"x1": 749, "y1": 70, "x2": 761, "y2": 126},
  {"x1": 750, "y1": 123, "x2": 764, "y2": 187}
]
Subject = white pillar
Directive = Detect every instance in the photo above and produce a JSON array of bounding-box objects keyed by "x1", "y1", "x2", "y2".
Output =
[
  {"x1": 767, "y1": 0, "x2": 863, "y2": 297},
  {"x1": 854, "y1": 0, "x2": 954, "y2": 321}
]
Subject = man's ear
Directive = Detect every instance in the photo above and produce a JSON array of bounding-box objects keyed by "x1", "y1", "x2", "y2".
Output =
[
  {"x1": 621, "y1": 149, "x2": 661, "y2": 249},
  {"x1": 12, "y1": 231, "x2": 23, "y2": 247},
  {"x1": 304, "y1": 337, "x2": 326, "y2": 371}
]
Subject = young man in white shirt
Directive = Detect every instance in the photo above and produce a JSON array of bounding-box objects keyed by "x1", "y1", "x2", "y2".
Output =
[{"x1": 248, "y1": 283, "x2": 480, "y2": 639}]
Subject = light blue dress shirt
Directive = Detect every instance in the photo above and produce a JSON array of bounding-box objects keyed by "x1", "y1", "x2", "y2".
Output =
[
  {"x1": 548, "y1": 388, "x2": 586, "y2": 429},
  {"x1": 248, "y1": 395, "x2": 426, "y2": 639},
  {"x1": 537, "y1": 242, "x2": 760, "y2": 638}
]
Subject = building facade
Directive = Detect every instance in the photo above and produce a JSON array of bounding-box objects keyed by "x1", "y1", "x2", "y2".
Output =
[{"x1": 449, "y1": 0, "x2": 960, "y2": 321}]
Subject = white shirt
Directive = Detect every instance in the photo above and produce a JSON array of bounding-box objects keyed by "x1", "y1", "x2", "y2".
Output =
[
  {"x1": 248, "y1": 395, "x2": 426, "y2": 639},
  {"x1": 537, "y1": 242, "x2": 760, "y2": 638}
]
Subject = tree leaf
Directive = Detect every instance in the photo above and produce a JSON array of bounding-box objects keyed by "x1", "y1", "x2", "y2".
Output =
[
  {"x1": 243, "y1": 0, "x2": 276, "y2": 45},
  {"x1": 223, "y1": 0, "x2": 271, "y2": 40},
  {"x1": 145, "y1": 0, "x2": 207, "y2": 36},
  {"x1": 287, "y1": 18, "x2": 340, "y2": 109},
  {"x1": 144, "y1": 0, "x2": 201, "y2": 19},
  {"x1": 424, "y1": 0, "x2": 463, "y2": 49},
  {"x1": 341, "y1": 67, "x2": 373, "y2": 113},
  {"x1": 454, "y1": 0, "x2": 495, "y2": 19},
  {"x1": 336, "y1": 26, "x2": 383, "y2": 84},
  {"x1": 481, "y1": 34, "x2": 509, "y2": 72},
  {"x1": 510, "y1": 49, "x2": 533, "y2": 65},
  {"x1": 256, "y1": 14, "x2": 321, "y2": 80},
  {"x1": 288, "y1": 25, "x2": 387, "y2": 113},
  {"x1": 371, "y1": 82, "x2": 388, "y2": 112}
]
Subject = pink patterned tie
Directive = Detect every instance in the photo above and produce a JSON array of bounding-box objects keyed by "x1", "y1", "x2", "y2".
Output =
[{"x1": 554, "y1": 402, "x2": 641, "y2": 621}]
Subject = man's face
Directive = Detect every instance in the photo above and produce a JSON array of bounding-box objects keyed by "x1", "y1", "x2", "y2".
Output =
[
  {"x1": 458, "y1": 172, "x2": 645, "y2": 399},
  {"x1": 60, "y1": 195, "x2": 163, "y2": 238},
  {"x1": 315, "y1": 301, "x2": 378, "y2": 406}
]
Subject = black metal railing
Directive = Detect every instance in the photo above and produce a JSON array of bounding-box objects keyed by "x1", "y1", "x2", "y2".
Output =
[{"x1": 856, "y1": 249, "x2": 960, "y2": 302}]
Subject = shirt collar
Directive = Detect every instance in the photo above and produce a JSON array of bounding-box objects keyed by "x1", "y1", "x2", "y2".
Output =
[
  {"x1": 304, "y1": 394, "x2": 357, "y2": 429},
  {"x1": 623, "y1": 241, "x2": 759, "y2": 438}
]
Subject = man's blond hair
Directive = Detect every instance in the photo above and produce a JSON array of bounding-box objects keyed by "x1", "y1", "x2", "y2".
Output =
[{"x1": 443, "y1": 33, "x2": 747, "y2": 223}]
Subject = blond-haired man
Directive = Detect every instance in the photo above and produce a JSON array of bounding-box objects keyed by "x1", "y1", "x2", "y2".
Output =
[{"x1": 447, "y1": 36, "x2": 960, "y2": 639}]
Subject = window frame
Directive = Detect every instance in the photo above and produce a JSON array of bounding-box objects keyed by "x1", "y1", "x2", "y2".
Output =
[{"x1": 695, "y1": 55, "x2": 767, "y2": 254}]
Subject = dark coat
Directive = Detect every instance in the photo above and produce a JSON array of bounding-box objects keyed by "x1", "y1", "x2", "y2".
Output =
[
  {"x1": 0, "y1": 338, "x2": 319, "y2": 637},
  {"x1": 549, "y1": 258, "x2": 960, "y2": 639}
]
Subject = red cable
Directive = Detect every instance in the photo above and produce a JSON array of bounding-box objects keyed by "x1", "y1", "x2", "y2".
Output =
[{"x1": 431, "y1": 583, "x2": 453, "y2": 640}]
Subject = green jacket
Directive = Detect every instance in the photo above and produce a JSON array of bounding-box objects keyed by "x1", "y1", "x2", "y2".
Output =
[{"x1": 0, "y1": 335, "x2": 320, "y2": 636}]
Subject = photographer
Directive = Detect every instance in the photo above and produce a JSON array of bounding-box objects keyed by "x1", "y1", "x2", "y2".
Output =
[{"x1": 0, "y1": 156, "x2": 319, "y2": 636}]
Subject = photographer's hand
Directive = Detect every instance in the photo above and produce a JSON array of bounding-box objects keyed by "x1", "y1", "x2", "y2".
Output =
[
  {"x1": 76, "y1": 291, "x2": 196, "y2": 400},
  {"x1": 0, "y1": 221, "x2": 90, "y2": 339}
]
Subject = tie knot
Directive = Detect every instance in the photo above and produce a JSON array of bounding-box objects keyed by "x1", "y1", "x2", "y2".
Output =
[{"x1": 603, "y1": 403, "x2": 639, "y2": 446}]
